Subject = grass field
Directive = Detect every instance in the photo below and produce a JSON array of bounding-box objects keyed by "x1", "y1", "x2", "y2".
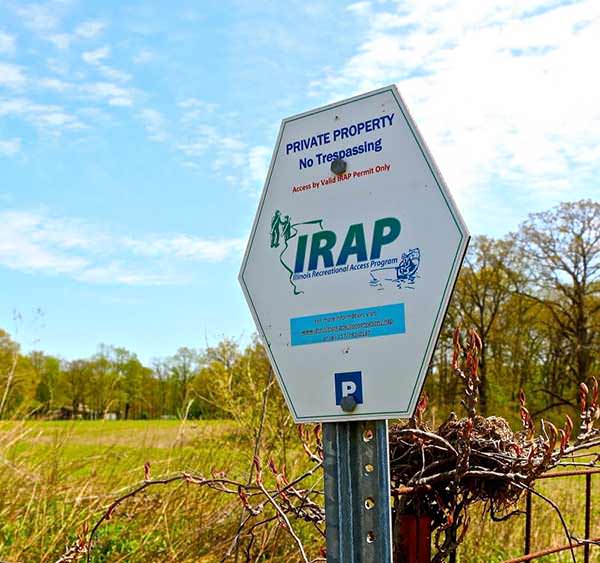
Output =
[
  {"x1": 0, "y1": 420, "x2": 598, "y2": 562},
  {"x1": 0, "y1": 419, "x2": 319, "y2": 563}
]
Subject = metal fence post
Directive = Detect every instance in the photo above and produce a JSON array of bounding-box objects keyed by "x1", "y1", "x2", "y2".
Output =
[
  {"x1": 448, "y1": 529, "x2": 457, "y2": 563},
  {"x1": 524, "y1": 489, "x2": 532, "y2": 555},
  {"x1": 323, "y1": 420, "x2": 393, "y2": 563},
  {"x1": 584, "y1": 473, "x2": 591, "y2": 563}
]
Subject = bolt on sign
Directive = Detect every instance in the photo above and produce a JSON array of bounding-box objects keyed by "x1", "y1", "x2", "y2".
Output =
[{"x1": 239, "y1": 85, "x2": 469, "y2": 423}]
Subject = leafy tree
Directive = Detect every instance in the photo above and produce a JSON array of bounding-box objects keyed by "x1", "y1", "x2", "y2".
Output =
[
  {"x1": 167, "y1": 347, "x2": 200, "y2": 417},
  {"x1": 0, "y1": 329, "x2": 20, "y2": 418},
  {"x1": 516, "y1": 199, "x2": 600, "y2": 406},
  {"x1": 30, "y1": 351, "x2": 61, "y2": 413},
  {"x1": 451, "y1": 236, "x2": 517, "y2": 414}
]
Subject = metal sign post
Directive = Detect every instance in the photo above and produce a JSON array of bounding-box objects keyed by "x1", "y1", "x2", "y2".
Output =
[
  {"x1": 239, "y1": 85, "x2": 469, "y2": 562},
  {"x1": 323, "y1": 420, "x2": 392, "y2": 563}
]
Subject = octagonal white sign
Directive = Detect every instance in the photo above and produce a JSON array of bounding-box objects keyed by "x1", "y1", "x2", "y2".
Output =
[{"x1": 239, "y1": 85, "x2": 469, "y2": 422}]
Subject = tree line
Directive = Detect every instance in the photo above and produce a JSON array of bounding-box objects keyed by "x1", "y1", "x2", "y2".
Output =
[
  {"x1": 0, "y1": 199, "x2": 598, "y2": 422},
  {"x1": 426, "y1": 199, "x2": 599, "y2": 422},
  {"x1": 0, "y1": 333, "x2": 275, "y2": 420}
]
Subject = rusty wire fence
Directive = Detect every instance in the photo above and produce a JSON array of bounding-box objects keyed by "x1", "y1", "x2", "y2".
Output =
[{"x1": 498, "y1": 468, "x2": 600, "y2": 563}]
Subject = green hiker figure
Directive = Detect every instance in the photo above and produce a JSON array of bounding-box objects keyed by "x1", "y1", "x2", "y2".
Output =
[
  {"x1": 270, "y1": 210, "x2": 282, "y2": 248},
  {"x1": 281, "y1": 214, "x2": 292, "y2": 242}
]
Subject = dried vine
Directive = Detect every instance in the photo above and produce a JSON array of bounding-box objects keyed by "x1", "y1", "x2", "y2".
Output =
[
  {"x1": 389, "y1": 328, "x2": 600, "y2": 562},
  {"x1": 56, "y1": 328, "x2": 599, "y2": 562},
  {"x1": 55, "y1": 428, "x2": 326, "y2": 563}
]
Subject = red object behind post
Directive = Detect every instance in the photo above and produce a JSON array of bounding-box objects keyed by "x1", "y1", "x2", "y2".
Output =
[{"x1": 395, "y1": 515, "x2": 432, "y2": 563}]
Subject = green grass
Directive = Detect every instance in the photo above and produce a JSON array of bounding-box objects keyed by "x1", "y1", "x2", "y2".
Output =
[
  {"x1": 0, "y1": 420, "x2": 287, "y2": 562},
  {"x1": 1, "y1": 420, "x2": 598, "y2": 562},
  {"x1": 3, "y1": 420, "x2": 242, "y2": 480},
  {"x1": 458, "y1": 472, "x2": 600, "y2": 563}
]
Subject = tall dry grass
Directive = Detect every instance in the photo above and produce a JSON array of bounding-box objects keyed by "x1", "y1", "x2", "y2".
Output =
[
  {"x1": 0, "y1": 419, "x2": 597, "y2": 562},
  {"x1": 0, "y1": 419, "x2": 316, "y2": 562}
]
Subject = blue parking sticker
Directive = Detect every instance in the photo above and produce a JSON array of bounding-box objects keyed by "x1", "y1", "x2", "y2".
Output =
[{"x1": 334, "y1": 371, "x2": 363, "y2": 405}]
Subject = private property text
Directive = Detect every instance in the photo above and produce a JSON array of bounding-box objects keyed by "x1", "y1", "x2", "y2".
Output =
[{"x1": 285, "y1": 113, "x2": 395, "y2": 170}]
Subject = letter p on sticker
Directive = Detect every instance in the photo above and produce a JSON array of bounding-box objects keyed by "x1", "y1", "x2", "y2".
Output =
[
  {"x1": 335, "y1": 371, "x2": 363, "y2": 405},
  {"x1": 342, "y1": 381, "x2": 356, "y2": 397}
]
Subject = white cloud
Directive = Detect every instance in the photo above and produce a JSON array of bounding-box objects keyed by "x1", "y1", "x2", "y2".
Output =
[
  {"x1": 0, "y1": 63, "x2": 27, "y2": 88},
  {"x1": 138, "y1": 108, "x2": 168, "y2": 141},
  {"x1": 0, "y1": 31, "x2": 16, "y2": 55},
  {"x1": 122, "y1": 236, "x2": 246, "y2": 262},
  {"x1": 178, "y1": 97, "x2": 218, "y2": 120},
  {"x1": 0, "y1": 97, "x2": 83, "y2": 130},
  {"x1": 75, "y1": 263, "x2": 181, "y2": 286},
  {"x1": 97, "y1": 65, "x2": 131, "y2": 83},
  {"x1": 0, "y1": 211, "x2": 89, "y2": 275},
  {"x1": 177, "y1": 140, "x2": 209, "y2": 158},
  {"x1": 172, "y1": 98, "x2": 270, "y2": 193},
  {"x1": 47, "y1": 33, "x2": 71, "y2": 49},
  {"x1": 347, "y1": 2, "x2": 371, "y2": 15},
  {"x1": 0, "y1": 138, "x2": 21, "y2": 157},
  {"x1": 0, "y1": 209, "x2": 245, "y2": 286},
  {"x1": 75, "y1": 20, "x2": 106, "y2": 39},
  {"x1": 80, "y1": 82, "x2": 134, "y2": 106},
  {"x1": 219, "y1": 136, "x2": 245, "y2": 152},
  {"x1": 176, "y1": 123, "x2": 219, "y2": 157},
  {"x1": 248, "y1": 146, "x2": 271, "y2": 188},
  {"x1": 205, "y1": 140, "x2": 272, "y2": 195},
  {"x1": 35, "y1": 110, "x2": 78, "y2": 127},
  {"x1": 39, "y1": 77, "x2": 71, "y2": 92},
  {"x1": 209, "y1": 138, "x2": 272, "y2": 194},
  {"x1": 17, "y1": 13, "x2": 106, "y2": 51},
  {"x1": 16, "y1": 5, "x2": 105, "y2": 51},
  {"x1": 81, "y1": 45, "x2": 131, "y2": 82},
  {"x1": 82, "y1": 45, "x2": 110, "y2": 65},
  {"x1": 17, "y1": 4, "x2": 59, "y2": 33},
  {"x1": 46, "y1": 57, "x2": 69, "y2": 76},
  {"x1": 170, "y1": 99, "x2": 269, "y2": 190},
  {"x1": 310, "y1": 0, "x2": 600, "y2": 225}
]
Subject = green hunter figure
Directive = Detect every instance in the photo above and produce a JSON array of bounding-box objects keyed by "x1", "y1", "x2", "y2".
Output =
[{"x1": 270, "y1": 210, "x2": 282, "y2": 248}]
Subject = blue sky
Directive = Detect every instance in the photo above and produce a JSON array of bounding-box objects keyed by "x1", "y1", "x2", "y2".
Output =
[{"x1": 0, "y1": 0, "x2": 598, "y2": 363}]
